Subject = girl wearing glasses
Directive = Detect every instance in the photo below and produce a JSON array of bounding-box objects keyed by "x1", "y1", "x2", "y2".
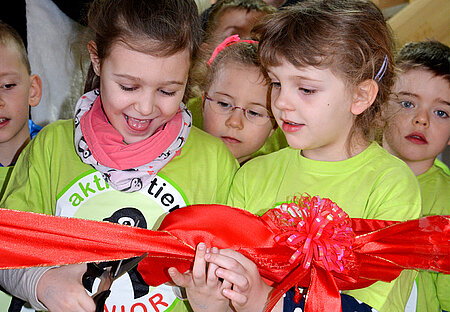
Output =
[{"x1": 187, "y1": 35, "x2": 287, "y2": 164}]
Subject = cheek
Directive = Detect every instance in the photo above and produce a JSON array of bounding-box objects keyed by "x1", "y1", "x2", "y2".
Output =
[
  {"x1": 202, "y1": 108, "x2": 224, "y2": 134},
  {"x1": 160, "y1": 99, "x2": 182, "y2": 119},
  {"x1": 245, "y1": 123, "x2": 273, "y2": 145}
]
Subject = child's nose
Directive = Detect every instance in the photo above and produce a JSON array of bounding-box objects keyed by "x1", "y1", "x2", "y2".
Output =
[
  {"x1": 134, "y1": 99, "x2": 154, "y2": 116},
  {"x1": 412, "y1": 111, "x2": 429, "y2": 127},
  {"x1": 225, "y1": 109, "x2": 244, "y2": 129},
  {"x1": 272, "y1": 90, "x2": 293, "y2": 112}
]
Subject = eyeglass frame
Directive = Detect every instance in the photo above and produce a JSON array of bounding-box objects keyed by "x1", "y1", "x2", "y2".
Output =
[{"x1": 203, "y1": 93, "x2": 274, "y2": 126}]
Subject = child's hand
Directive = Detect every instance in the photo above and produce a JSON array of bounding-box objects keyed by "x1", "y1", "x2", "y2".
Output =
[
  {"x1": 169, "y1": 242, "x2": 233, "y2": 312},
  {"x1": 37, "y1": 263, "x2": 96, "y2": 312},
  {"x1": 205, "y1": 249, "x2": 276, "y2": 312}
]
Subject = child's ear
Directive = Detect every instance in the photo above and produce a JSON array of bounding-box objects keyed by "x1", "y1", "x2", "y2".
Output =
[
  {"x1": 351, "y1": 79, "x2": 379, "y2": 115},
  {"x1": 87, "y1": 41, "x2": 101, "y2": 76},
  {"x1": 28, "y1": 74, "x2": 42, "y2": 107}
]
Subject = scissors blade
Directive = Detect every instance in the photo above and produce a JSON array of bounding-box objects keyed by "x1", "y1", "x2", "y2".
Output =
[{"x1": 112, "y1": 253, "x2": 148, "y2": 281}]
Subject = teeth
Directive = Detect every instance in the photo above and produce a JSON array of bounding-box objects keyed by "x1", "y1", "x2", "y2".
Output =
[{"x1": 0, "y1": 118, "x2": 7, "y2": 122}]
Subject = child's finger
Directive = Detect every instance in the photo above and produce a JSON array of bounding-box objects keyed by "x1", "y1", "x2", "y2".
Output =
[
  {"x1": 219, "y1": 249, "x2": 253, "y2": 267},
  {"x1": 205, "y1": 252, "x2": 245, "y2": 275},
  {"x1": 206, "y1": 247, "x2": 219, "y2": 286},
  {"x1": 192, "y1": 242, "x2": 208, "y2": 286},
  {"x1": 168, "y1": 267, "x2": 190, "y2": 288},
  {"x1": 215, "y1": 267, "x2": 249, "y2": 292},
  {"x1": 222, "y1": 288, "x2": 248, "y2": 305}
]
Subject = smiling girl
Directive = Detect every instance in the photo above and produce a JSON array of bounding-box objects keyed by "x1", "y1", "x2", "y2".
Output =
[{"x1": 0, "y1": 0, "x2": 238, "y2": 311}]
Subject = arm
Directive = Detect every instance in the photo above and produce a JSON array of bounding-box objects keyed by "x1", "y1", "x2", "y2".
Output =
[
  {"x1": 0, "y1": 267, "x2": 51, "y2": 310},
  {"x1": 168, "y1": 243, "x2": 233, "y2": 312}
]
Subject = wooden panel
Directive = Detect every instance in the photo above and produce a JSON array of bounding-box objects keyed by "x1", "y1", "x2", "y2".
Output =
[
  {"x1": 388, "y1": 0, "x2": 450, "y2": 48},
  {"x1": 372, "y1": 0, "x2": 408, "y2": 9}
]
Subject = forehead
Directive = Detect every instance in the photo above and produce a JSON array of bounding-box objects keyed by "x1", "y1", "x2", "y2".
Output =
[
  {"x1": 210, "y1": 62, "x2": 266, "y2": 89},
  {"x1": 395, "y1": 69, "x2": 450, "y2": 100},
  {"x1": 103, "y1": 42, "x2": 191, "y2": 82},
  {"x1": 216, "y1": 8, "x2": 266, "y2": 34},
  {"x1": 0, "y1": 43, "x2": 27, "y2": 74}
]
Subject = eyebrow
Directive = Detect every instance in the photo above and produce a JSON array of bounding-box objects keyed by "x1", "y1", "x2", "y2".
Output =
[
  {"x1": 396, "y1": 91, "x2": 450, "y2": 106},
  {"x1": 0, "y1": 72, "x2": 19, "y2": 79},
  {"x1": 113, "y1": 73, "x2": 185, "y2": 86}
]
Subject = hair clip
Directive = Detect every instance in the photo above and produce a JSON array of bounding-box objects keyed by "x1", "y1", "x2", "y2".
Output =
[
  {"x1": 374, "y1": 54, "x2": 388, "y2": 82},
  {"x1": 207, "y1": 34, "x2": 258, "y2": 66}
]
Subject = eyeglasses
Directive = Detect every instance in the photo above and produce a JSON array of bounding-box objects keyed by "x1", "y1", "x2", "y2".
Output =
[{"x1": 204, "y1": 94, "x2": 274, "y2": 126}]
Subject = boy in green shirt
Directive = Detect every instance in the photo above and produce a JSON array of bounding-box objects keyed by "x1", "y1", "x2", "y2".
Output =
[
  {"x1": 0, "y1": 21, "x2": 42, "y2": 200},
  {"x1": 383, "y1": 40, "x2": 450, "y2": 312}
]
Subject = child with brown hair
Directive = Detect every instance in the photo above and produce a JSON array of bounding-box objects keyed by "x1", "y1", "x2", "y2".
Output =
[
  {"x1": 187, "y1": 35, "x2": 287, "y2": 164},
  {"x1": 383, "y1": 40, "x2": 450, "y2": 312},
  {"x1": 0, "y1": 0, "x2": 238, "y2": 311},
  {"x1": 203, "y1": 0, "x2": 276, "y2": 43},
  {"x1": 197, "y1": 0, "x2": 422, "y2": 311}
]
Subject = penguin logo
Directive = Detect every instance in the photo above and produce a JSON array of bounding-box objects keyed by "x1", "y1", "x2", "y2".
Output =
[
  {"x1": 104, "y1": 208, "x2": 149, "y2": 298},
  {"x1": 84, "y1": 208, "x2": 149, "y2": 299},
  {"x1": 123, "y1": 177, "x2": 143, "y2": 192},
  {"x1": 78, "y1": 136, "x2": 91, "y2": 159},
  {"x1": 103, "y1": 207, "x2": 148, "y2": 229}
]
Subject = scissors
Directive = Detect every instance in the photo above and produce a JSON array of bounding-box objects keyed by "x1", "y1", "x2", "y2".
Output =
[{"x1": 82, "y1": 253, "x2": 148, "y2": 312}]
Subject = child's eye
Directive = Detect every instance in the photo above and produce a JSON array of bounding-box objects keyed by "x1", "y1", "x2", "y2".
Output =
[
  {"x1": 159, "y1": 89, "x2": 176, "y2": 96},
  {"x1": 120, "y1": 85, "x2": 138, "y2": 92},
  {"x1": 246, "y1": 109, "x2": 264, "y2": 118},
  {"x1": 434, "y1": 110, "x2": 449, "y2": 118},
  {"x1": 300, "y1": 88, "x2": 315, "y2": 95},
  {"x1": 217, "y1": 101, "x2": 232, "y2": 109},
  {"x1": 269, "y1": 82, "x2": 281, "y2": 89},
  {"x1": 400, "y1": 100, "x2": 414, "y2": 108},
  {"x1": 1, "y1": 83, "x2": 16, "y2": 89}
]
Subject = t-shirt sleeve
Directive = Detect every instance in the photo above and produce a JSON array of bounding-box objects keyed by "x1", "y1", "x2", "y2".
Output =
[
  {"x1": 365, "y1": 165, "x2": 422, "y2": 221},
  {"x1": 0, "y1": 126, "x2": 55, "y2": 215}
]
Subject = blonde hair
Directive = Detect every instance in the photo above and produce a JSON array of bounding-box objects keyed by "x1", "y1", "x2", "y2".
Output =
[{"x1": 0, "y1": 20, "x2": 31, "y2": 74}]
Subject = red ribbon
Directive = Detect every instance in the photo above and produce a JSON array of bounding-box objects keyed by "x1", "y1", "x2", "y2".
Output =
[{"x1": 0, "y1": 200, "x2": 448, "y2": 312}]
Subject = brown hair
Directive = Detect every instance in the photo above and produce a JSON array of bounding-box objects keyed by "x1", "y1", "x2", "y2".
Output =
[
  {"x1": 0, "y1": 20, "x2": 31, "y2": 74},
  {"x1": 254, "y1": 0, "x2": 395, "y2": 146},
  {"x1": 396, "y1": 40, "x2": 450, "y2": 84},
  {"x1": 204, "y1": 0, "x2": 276, "y2": 42},
  {"x1": 84, "y1": 0, "x2": 202, "y2": 92},
  {"x1": 189, "y1": 37, "x2": 267, "y2": 98}
]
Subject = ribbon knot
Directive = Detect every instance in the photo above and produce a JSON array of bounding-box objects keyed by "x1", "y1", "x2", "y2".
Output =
[{"x1": 272, "y1": 195, "x2": 355, "y2": 273}]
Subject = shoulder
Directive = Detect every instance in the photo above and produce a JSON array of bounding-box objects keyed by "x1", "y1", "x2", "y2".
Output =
[
  {"x1": 242, "y1": 147, "x2": 294, "y2": 170},
  {"x1": 35, "y1": 119, "x2": 74, "y2": 139},
  {"x1": 181, "y1": 126, "x2": 238, "y2": 165},
  {"x1": 363, "y1": 142, "x2": 415, "y2": 178}
]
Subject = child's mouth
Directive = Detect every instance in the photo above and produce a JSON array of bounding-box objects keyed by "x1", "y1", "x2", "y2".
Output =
[
  {"x1": 124, "y1": 115, "x2": 151, "y2": 132},
  {"x1": 221, "y1": 136, "x2": 241, "y2": 144},
  {"x1": 405, "y1": 132, "x2": 428, "y2": 144},
  {"x1": 0, "y1": 118, "x2": 10, "y2": 127},
  {"x1": 282, "y1": 120, "x2": 304, "y2": 132}
]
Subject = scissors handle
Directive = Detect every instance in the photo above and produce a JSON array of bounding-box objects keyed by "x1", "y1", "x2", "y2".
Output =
[{"x1": 93, "y1": 290, "x2": 111, "y2": 312}]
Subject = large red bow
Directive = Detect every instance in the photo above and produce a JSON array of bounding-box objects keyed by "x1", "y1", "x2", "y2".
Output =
[{"x1": 0, "y1": 196, "x2": 448, "y2": 312}]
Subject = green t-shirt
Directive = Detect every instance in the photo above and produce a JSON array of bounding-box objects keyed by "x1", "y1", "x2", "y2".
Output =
[
  {"x1": 411, "y1": 161, "x2": 450, "y2": 312},
  {"x1": 186, "y1": 97, "x2": 288, "y2": 160},
  {"x1": 0, "y1": 119, "x2": 238, "y2": 312},
  {"x1": 228, "y1": 142, "x2": 422, "y2": 312},
  {"x1": 0, "y1": 166, "x2": 13, "y2": 201}
]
